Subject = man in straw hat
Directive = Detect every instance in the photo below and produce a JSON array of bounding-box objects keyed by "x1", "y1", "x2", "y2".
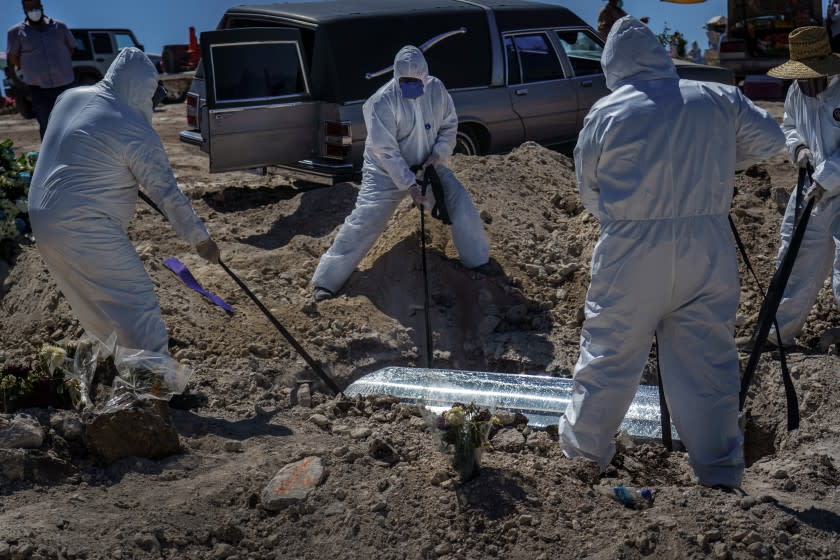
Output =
[{"x1": 765, "y1": 26, "x2": 840, "y2": 347}]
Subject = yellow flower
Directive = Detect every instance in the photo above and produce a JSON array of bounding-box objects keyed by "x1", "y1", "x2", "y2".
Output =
[
  {"x1": 446, "y1": 406, "x2": 466, "y2": 427},
  {"x1": 40, "y1": 344, "x2": 67, "y2": 373}
]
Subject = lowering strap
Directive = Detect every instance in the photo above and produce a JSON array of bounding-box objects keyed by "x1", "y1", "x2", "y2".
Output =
[
  {"x1": 732, "y1": 166, "x2": 814, "y2": 431},
  {"x1": 409, "y1": 165, "x2": 435, "y2": 368},
  {"x1": 420, "y1": 165, "x2": 452, "y2": 225},
  {"x1": 654, "y1": 333, "x2": 673, "y2": 451},
  {"x1": 164, "y1": 257, "x2": 234, "y2": 314}
]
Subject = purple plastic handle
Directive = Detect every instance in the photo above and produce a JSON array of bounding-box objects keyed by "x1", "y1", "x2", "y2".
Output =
[{"x1": 163, "y1": 257, "x2": 234, "y2": 314}]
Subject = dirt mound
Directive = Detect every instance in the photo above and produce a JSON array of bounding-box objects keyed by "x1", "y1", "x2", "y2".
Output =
[{"x1": 0, "y1": 104, "x2": 839, "y2": 559}]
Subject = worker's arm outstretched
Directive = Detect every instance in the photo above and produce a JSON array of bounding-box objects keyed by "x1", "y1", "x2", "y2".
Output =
[
  {"x1": 126, "y1": 132, "x2": 210, "y2": 246},
  {"x1": 733, "y1": 88, "x2": 785, "y2": 171},
  {"x1": 781, "y1": 89, "x2": 807, "y2": 165}
]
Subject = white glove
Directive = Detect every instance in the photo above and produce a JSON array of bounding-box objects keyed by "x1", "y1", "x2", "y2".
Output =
[
  {"x1": 796, "y1": 147, "x2": 813, "y2": 169},
  {"x1": 806, "y1": 182, "x2": 826, "y2": 204},
  {"x1": 408, "y1": 184, "x2": 435, "y2": 210},
  {"x1": 195, "y1": 237, "x2": 220, "y2": 264}
]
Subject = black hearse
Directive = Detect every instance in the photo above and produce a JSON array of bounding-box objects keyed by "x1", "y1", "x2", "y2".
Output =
[{"x1": 180, "y1": 0, "x2": 734, "y2": 183}]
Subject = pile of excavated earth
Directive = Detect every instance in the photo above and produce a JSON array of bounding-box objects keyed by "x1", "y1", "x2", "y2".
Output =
[{"x1": 0, "y1": 103, "x2": 838, "y2": 560}]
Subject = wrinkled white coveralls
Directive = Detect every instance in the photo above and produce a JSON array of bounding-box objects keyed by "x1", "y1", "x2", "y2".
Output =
[
  {"x1": 29, "y1": 48, "x2": 209, "y2": 354},
  {"x1": 311, "y1": 46, "x2": 489, "y2": 294},
  {"x1": 558, "y1": 18, "x2": 784, "y2": 488}
]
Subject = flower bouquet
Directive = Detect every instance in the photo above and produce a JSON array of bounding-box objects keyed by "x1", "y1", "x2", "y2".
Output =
[{"x1": 435, "y1": 402, "x2": 499, "y2": 482}]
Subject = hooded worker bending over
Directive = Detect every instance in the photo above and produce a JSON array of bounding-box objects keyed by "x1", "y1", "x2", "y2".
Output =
[
  {"x1": 28, "y1": 48, "x2": 219, "y2": 354},
  {"x1": 311, "y1": 45, "x2": 491, "y2": 301},
  {"x1": 558, "y1": 18, "x2": 784, "y2": 489}
]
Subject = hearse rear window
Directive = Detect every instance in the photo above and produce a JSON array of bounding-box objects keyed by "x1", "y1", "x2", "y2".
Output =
[{"x1": 210, "y1": 41, "x2": 308, "y2": 103}]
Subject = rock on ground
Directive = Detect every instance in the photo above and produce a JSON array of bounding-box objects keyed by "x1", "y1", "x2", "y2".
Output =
[
  {"x1": 261, "y1": 456, "x2": 327, "y2": 511},
  {"x1": 83, "y1": 398, "x2": 180, "y2": 464},
  {"x1": 0, "y1": 414, "x2": 44, "y2": 449}
]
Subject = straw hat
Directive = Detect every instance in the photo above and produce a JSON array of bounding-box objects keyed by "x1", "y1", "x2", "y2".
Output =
[{"x1": 768, "y1": 26, "x2": 840, "y2": 79}]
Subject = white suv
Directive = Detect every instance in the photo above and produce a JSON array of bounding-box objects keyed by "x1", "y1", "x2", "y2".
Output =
[{"x1": 3, "y1": 28, "x2": 145, "y2": 119}]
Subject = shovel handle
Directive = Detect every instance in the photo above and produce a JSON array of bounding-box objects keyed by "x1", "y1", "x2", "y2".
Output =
[
  {"x1": 138, "y1": 190, "x2": 342, "y2": 395},
  {"x1": 219, "y1": 259, "x2": 343, "y2": 396}
]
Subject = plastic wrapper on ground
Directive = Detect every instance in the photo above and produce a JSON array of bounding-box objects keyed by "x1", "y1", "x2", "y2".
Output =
[{"x1": 60, "y1": 332, "x2": 116, "y2": 410}]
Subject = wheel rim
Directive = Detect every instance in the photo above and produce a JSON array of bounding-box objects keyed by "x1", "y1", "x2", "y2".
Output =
[{"x1": 454, "y1": 131, "x2": 478, "y2": 156}]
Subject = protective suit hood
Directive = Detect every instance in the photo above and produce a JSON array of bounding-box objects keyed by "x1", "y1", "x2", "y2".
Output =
[
  {"x1": 603, "y1": 16, "x2": 678, "y2": 91},
  {"x1": 101, "y1": 47, "x2": 158, "y2": 122},
  {"x1": 393, "y1": 46, "x2": 430, "y2": 84}
]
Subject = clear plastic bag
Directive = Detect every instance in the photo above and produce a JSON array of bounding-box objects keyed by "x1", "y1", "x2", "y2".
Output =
[
  {"x1": 109, "y1": 346, "x2": 192, "y2": 404},
  {"x1": 60, "y1": 332, "x2": 116, "y2": 410}
]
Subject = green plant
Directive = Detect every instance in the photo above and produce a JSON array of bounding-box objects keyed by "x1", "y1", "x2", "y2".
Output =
[
  {"x1": 0, "y1": 342, "x2": 98, "y2": 412},
  {"x1": 657, "y1": 23, "x2": 673, "y2": 48},
  {"x1": 0, "y1": 139, "x2": 36, "y2": 243}
]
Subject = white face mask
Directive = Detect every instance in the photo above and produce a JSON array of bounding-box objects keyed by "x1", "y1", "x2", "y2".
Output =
[{"x1": 26, "y1": 9, "x2": 43, "y2": 22}]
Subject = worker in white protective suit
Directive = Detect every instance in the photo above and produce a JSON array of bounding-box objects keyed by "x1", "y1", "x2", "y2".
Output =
[
  {"x1": 310, "y1": 45, "x2": 491, "y2": 301},
  {"x1": 764, "y1": 27, "x2": 840, "y2": 346},
  {"x1": 28, "y1": 47, "x2": 219, "y2": 354},
  {"x1": 558, "y1": 17, "x2": 784, "y2": 489}
]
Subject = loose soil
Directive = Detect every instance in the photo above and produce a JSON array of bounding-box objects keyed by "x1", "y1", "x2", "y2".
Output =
[{"x1": 0, "y1": 102, "x2": 838, "y2": 560}]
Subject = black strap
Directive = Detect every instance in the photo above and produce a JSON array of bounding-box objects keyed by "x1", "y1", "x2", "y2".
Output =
[
  {"x1": 409, "y1": 165, "x2": 435, "y2": 367},
  {"x1": 729, "y1": 215, "x2": 798, "y2": 430},
  {"x1": 424, "y1": 165, "x2": 452, "y2": 225},
  {"x1": 654, "y1": 333, "x2": 673, "y2": 451},
  {"x1": 734, "y1": 167, "x2": 813, "y2": 431}
]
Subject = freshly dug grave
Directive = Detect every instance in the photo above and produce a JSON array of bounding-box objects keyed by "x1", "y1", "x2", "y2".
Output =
[{"x1": 0, "y1": 102, "x2": 838, "y2": 560}]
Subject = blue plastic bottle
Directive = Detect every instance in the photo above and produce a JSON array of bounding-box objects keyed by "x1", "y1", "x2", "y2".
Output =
[{"x1": 612, "y1": 484, "x2": 654, "y2": 508}]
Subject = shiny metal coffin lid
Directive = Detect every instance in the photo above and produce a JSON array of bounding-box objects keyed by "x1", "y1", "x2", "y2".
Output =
[{"x1": 346, "y1": 367, "x2": 680, "y2": 442}]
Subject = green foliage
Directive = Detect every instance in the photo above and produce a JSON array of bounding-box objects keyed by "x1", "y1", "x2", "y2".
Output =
[
  {"x1": 0, "y1": 139, "x2": 36, "y2": 243},
  {"x1": 0, "y1": 342, "x2": 92, "y2": 412}
]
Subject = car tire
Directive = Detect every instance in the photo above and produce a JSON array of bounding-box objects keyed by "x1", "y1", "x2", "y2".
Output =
[{"x1": 454, "y1": 128, "x2": 480, "y2": 156}]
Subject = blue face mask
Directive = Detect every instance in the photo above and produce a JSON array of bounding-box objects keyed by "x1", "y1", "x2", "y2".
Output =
[
  {"x1": 399, "y1": 79, "x2": 424, "y2": 99},
  {"x1": 616, "y1": 0, "x2": 624, "y2": 9}
]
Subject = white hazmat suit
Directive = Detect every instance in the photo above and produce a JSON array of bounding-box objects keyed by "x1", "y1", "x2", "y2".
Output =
[
  {"x1": 311, "y1": 46, "x2": 490, "y2": 294},
  {"x1": 773, "y1": 78, "x2": 840, "y2": 345},
  {"x1": 28, "y1": 48, "x2": 211, "y2": 354},
  {"x1": 558, "y1": 18, "x2": 784, "y2": 488}
]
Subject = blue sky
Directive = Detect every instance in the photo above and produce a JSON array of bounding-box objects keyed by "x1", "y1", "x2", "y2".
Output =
[{"x1": 0, "y1": 1, "x2": 828, "y2": 69}]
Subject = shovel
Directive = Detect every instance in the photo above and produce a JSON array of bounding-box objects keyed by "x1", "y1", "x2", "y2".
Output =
[{"x1": 138, "y1": 191, "x2": 343, "y2": 396}]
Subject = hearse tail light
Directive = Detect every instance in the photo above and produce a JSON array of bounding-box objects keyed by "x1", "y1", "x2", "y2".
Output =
[
  {"x1": 324, "y1": 121, "x2": 352, "y2": 160},
  {"x1": 186, "y1": 92, "x2": 199, "y2": 128}
]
